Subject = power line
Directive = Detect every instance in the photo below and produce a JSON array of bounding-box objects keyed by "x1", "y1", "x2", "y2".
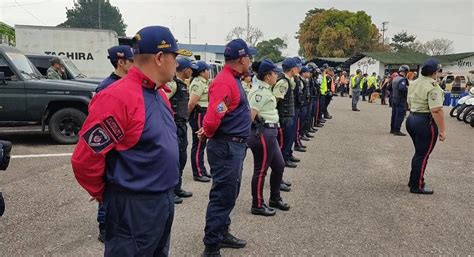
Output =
[
  {"x1": 390, "y1": 22, "x2": 474, "y2": 37},
  {"x1": 12, "y1": 0, "x2": 45, "y2": 25},
  {"x1": 1, "y1": 1, "x2": 48, "y2": 8}
]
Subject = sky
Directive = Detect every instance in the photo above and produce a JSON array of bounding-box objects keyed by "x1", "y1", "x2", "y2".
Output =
[{"x1": 1, "y1": 0, "x2": 473, "y2": 56}]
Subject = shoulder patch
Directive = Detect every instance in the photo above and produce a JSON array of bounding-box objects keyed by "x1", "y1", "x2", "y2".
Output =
[
  {"x1": 103, "y1": 116, "x2": 124, "y2": 142},
  {"x1": 430, "y1": 92, "x2": 438, "y2": 101},
  {"x1": 83, "y1": 124, "x2": 113, "y2": 153},
  {"x1": 255, "y1": 94, "x2": 262, "y2": 102},
  {"x1": 216, "y1": 101, "x2": 228, "y2": 113},
  {"x1": 279, "y1": 86, "x2": 286, "y2": 94}
]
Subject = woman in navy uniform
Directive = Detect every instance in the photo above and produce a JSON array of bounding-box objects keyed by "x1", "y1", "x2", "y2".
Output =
[
  {"x1": 247, "y1": 59, "x2": 290, "y2": 217},
  {"x1": 406, "y1": 58, "x2": 446, "y2": 194}
]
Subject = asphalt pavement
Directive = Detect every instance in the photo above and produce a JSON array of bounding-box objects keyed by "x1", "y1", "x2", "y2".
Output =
[{"x1": 0, "y1": 96, "x2": 473, "y2": 256}]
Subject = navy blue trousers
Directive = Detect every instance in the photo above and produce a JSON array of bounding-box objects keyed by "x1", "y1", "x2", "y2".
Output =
[
  {"x1": 319, "y1": 95, "x2": 326, "y2": 120},
  {"x1": 203, "y1": 138, "x2": 247, "y2": 246},
  {"x1": 176, "y1": 122, "x2": 188, "y2": 192},
  {"x1": 406, "y1": 113, "x2": 438, "y2": 190},
  {"x1": 312, "y1": 98, "x2": 320, "y2": 126},
  {"x1": 390, "y1": 99, "x2": 406, "y2": 132},
  {"x1": 247, "y1": 128, "x2": 285, "y2": 208},
  {"x1": 278, "y1": 117, "x2": 295, "y2": 161},
  {"x1": 104, "y1": 186, "x2": 174, "y2": 257},
  {"x1": 294, "y1": 107, "x2": 304, "y2": 148},
  {"x1": 189, "y1": 110, "x2": 208, "y2": 177}
]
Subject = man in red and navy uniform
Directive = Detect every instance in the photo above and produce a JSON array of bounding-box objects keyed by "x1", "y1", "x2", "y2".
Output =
[
  {"x1": 71, "y1": 26, "x2": 192, "y2": 257},
  {"x1": 197, "y1": 39, "x2": 256, "y2": 257},
  {"x1": 96, "y1": 45, "x2": 134, "y2": 93}
]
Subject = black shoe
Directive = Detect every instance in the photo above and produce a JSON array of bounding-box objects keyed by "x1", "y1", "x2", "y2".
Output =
[
  {"x1": 390, "y1": 130, "x2": 395, "y2": 134},
  {"x1": 282, "y1": 180, "x2": 292, "y2": 187},
  {"x1": 220, "y1": 232, "x2": 247, "y2": 249},
  {"x1": 280, "y1": 183, "x2": 291, "y2": 192},
  {"x1": 294, "y1": 146, "x2": 306, "y2": 152},
  {"x1": 269, "y1": 197, "x2": 291, "y2": 211},
  {"x1": 174, "y1": 195, "x2": 183, "y2": 204},
  {"x1": 301, "y1": 145, "x2": 307, "y2": 149},
  {"x1": 410, "y1": 187, "x2": 434, "y2": 195},
  {"x1": 175, "y1": 189, "x2": 193, "y2": 198},
  {"x1": 352, "y1": 108, "x2": 360, "y2": 111},
  {"x1": 204, "y1": 172, "x2": 212, "y2": 178},
  {"x1": 320, "y1": 119, "x2": 327, "y2": 123},
  {"x1": 315, "y1": 124, "x2": 324, "y2": 128},
  {"x1": 324, "y1": 115, "x2": 333, "y2": 119},
  {"x1": 305, "y1": 133, "x2": 314, "y2": 138},
  {"x1": 309, "y1": 128, "x2": 317, "y2": 133},
  {"x1": 98, "y1": 225, "x2": 105, "y2": 243},
  {"x1": 393, "y1": 131, "x2": 407, "y2": 136},
  {"x1": 289, "y1": 156, "x2": 300, "y2": 163},
  {"x1": 202, "y1": 245, "x2": 221, "y2": 257},
  {"x1": 408, "y1": 182, "x2": 425, "y2": 188},
  {"x1": 285, "y1": 160, "x2": 297, "y2": 168},
  {"x1": 251, "y1": 204, "x2": 276, "y2": 216},
  {"x1": 194, "y1": 176, "x2": 211, "y2": 182},
  {"x1": 301, "y1": 136, "x2": 310, "y2": 141}
]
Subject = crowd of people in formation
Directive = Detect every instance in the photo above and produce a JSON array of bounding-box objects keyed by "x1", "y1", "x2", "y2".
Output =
[{"x1": 69, "y1": 24, "x2": 446, "y2": 257}]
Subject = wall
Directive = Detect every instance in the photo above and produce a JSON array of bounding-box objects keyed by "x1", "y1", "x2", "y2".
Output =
[
  {"x1": 191, "y1": 51, "x2": 224, "y2": 63},
  {"x1": 350, "y1": 57, "x2": 384, "y2": 76},
  {"x1": 442, "y1": 56, "x2": 474, "y2": 77}
]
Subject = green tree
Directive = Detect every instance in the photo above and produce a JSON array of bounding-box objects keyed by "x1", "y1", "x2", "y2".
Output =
[
  {"x1": 297, "y1": 8, "x2": 383, "y2": 59},
  {"x1": 0, "y1": 22, "x2": 15, "y2": 46},
  {"x1": 390, "y1": 31, "x2": 417, "y2": 52},
  {"x1": 58, "y1": 0, "x2": 127, "y2": 36},
  {"x1": 255, "y1": 37, "x2": 287, "y2": 62}
]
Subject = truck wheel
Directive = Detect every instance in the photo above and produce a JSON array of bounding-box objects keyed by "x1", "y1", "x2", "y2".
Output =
[
  {"x1": 471, "y1": 114, "x2": 474, "y2": 127},
  {"x1": 456, "y1": 104, "x2": 468, "y2": 121},
  {"x1": 462, "y1": 106, "x2": 474, "y2": 123},
  {"x1": 449, "y1": 104, "x2": 461, "y2": 117},
  {"x1": 48, "y1": 108, "x2": 86, "y2": 144}
]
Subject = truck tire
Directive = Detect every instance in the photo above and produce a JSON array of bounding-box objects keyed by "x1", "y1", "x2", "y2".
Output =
[
  {"x1": 48, "y1": 108, "x2": 86, "y2": 144},
  {"x1": 456, "y1": 104, "x2": 469, "y2": 121},
  {"x1": 462, "y1": 106, "x2": 474, "y2": 123},
  {"x1": 471, "y1": 114, "x2": 474, "y2": 127},
  {"x1": 449, "y1": 104, "x2": 461, "y2": 117}
]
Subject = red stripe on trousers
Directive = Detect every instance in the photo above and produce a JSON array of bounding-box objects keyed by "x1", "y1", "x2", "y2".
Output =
[
  {"x1": 195, "y1": 113, "x2": 203, "y2": 177},
  {"x1": 315, "y1": 101, "x2": 320, "y2": 125},
  {"x1": 419, "y1": 124, "x2": 435, "y2": 189},
  {"x1": 257, "y1": 134, "x2": 268, "y2": 208},
  {"x1": 296, "y1": 117, "x2": 301, "y2": 147}
]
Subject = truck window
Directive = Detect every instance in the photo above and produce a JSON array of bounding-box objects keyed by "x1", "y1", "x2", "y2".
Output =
[
  {"x1": 5, "y1": 52, "x2": 40, "y2": 80},
  {"x1": 0, "y1": 54, "x2": 17, "y2": 80}
]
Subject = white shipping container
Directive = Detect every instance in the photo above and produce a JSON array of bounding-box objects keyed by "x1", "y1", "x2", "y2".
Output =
[{"x1": 15, "y1": 25, "x2": 119, "y2": 77}]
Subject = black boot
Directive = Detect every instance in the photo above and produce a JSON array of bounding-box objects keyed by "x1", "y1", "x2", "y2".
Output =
[
  {"x1": 280, "y1": 183, "x2": 291, "y2": 192},
  {"x1": 174, "y1": 195, "x2": 183, "y2": 204},
  {"x1": 269, "y1": 197, "x2": 291, "y2": 211},
  {"x1": 251, "y1": 204, "x2": 276, "y2": 216},
  {"x1": 300, "y1": 135, "x2": 310, "y2": 141},
  {"x1": 194, "y1": 176, "x2": 211, "y2": 182},
  {"x1": 282, "y1": 180, "x2": 292, "y2": 187},
  {"x1": 202, "y1": 245, "x2": 221, "y2": 257},
  {"x1": 289, "y1": 156, "x2": 300, "y2": 163},
  {"x1": 285, "y1": 160, "x2": 297, "y2": 168},
  {"x1": 305, "y1": 133, "x2": 314, "y2": 138},
  {"x1": 175, "y1": 189, "x2": 193, "y2": 198},
  {"x1": 294, "y1": 146, "x2": 306, "y2": 152},
  {"x1": 220, "y1": 232, "x2": 247, "y2": 249},
  {"x1": 98, "y1": 223, "x2": 105, "y2": 243}
]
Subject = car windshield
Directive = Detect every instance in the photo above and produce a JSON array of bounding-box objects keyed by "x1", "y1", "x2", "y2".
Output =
[
  {"x1": 5, "y1": 52, "x2": 41, "y2": 80},
  {"x1": 62, "y1": 58, "x2": 86, "y2": 78}
]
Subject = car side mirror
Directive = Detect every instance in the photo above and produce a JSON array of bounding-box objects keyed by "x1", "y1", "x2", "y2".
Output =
[{"x1": 0, "y1": 72, "x2": 6, "y2": 85}]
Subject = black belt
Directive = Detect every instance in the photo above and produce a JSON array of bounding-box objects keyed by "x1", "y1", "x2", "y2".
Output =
[
  {"x1": 410, "y1": 112, "x2": 431, "y2": 116},
  {"x1": 194, "y1": 106, "x2": 208, "y2": 113},
  {"x1": 213, "y1": 135, "x2": 247, "y2": 144},
  {"x1": 264, "y1": 123, "x2": 280, "y2": 128}
]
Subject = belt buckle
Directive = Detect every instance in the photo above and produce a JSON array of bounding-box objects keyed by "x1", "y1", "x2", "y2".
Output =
[{"x1": 232, "y1": 137, "x2": 244, "y2": 143}]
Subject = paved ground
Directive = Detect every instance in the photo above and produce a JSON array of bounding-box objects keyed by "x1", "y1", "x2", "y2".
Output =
[{"x1": 0, "y1": 96, "x2": 473, "y2": 256}]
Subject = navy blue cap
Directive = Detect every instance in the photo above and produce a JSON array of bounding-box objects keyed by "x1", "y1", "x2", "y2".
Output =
[
  {"x1": 282, "y1": 57, "x2": 298, "y2": 70},
  {"x1": 194, "y1": 61, "x2": 211, "y2": 73},
  {"x1": 176, "y1": 57, "x2": 198, "y2": 71},
  {"x1": 257, "y1": 59, "x2": 282, "y2": 74},
  {"x1": 322, "y1": 63, "x2": 329, "y2": 68},
  {"x1": 300, "y1": 66, "x2": 310, "y2": 73},
  {"x1": 421, "y1": 58, "x2": 440, "y2": 75},
  {"x1": 293, "y1": 57, "x2": 303, "y2": 68},
  {"x1": 107, "y1": 45, "x2": 134, "y2": 61},
  {"x1": 224, "y1": 39, "x2": 257, "y2": 61},
  {"x1": 132, "y1": 26, "x2": 192, "y2": 56}
]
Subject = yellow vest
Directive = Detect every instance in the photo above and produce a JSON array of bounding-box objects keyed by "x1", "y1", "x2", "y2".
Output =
[{"x1": 321, "y1": 74, "x2": 328, "y2": 94}]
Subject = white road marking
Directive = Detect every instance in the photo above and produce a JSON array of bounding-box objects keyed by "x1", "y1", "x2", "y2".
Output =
[
  {"x1": 12, "y1": 153, "x2": 72, "y2": 159},
  {"x1": 0, "y1": 129, "x2": 43, "y2": 133}
]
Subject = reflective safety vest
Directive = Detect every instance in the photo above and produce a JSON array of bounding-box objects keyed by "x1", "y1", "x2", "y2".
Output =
[
  {"x1": 351, "y1": 75, "x2": 362, "y2": 89},
  {"x1": 320, "y1": 73, "x2": 328, "y2": 95}
]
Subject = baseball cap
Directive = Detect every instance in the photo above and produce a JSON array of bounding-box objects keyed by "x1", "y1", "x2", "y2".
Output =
[
  {"x1": 282, "y1": 57, "x2": 298, "y2": 70},
  {"x1": 193, "y1": 61, "x2": 211, "y2": 73},
  {"x1": 300, "y1": 66, "x2": 310, "y2": 73},
  {"x1": 257, "y1": 59, "x2": 282, "y2": 74},
  {"x1": 421, "y1": 58, "x2": 440, "y2": 75},
  {"x1": 107, "y1": 45, "x2": 134, "y2": 61},
  {"x1": 224, "y1": 39, "x2": 257, "y2": 61},
  {"x1": 132, "y1": 26, "x2": 192, "y2": 56},
  {"x1": 293, "y1": 57, "x2": 303, "y2": 68},
  {"x1": 176, "y1": 57, "x2": 198, "y2": 71}
]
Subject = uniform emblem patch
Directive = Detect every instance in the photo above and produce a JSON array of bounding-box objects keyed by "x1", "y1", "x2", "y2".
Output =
[
  {"x1": 83, "y1": 124, "x2": 112, "y2": 153},
  {"x1": 279, "y1": 87, "x2": 287, "y2": 94},
  {"x1": 255, "y1": 94, "x2": 262, "y2": 102},
  {"x1": 103, "y1": 116, "x2": 124, "y2": 142},
  {"x1": 216, "y1": 102, "x2": 228, "y2": 113},
  {"x1": 430, "y1": 92, "x2": 438, "y2": 101}
]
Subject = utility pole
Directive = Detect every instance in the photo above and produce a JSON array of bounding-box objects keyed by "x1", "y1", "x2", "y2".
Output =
[
  {"x1": 381, "y1": 21, "x2": 389, "y2": 45},
  {"x1": 246, "y1": 0, "x2": 250, "y2": 42},
  {"x1": 188, "y1": 19, "x2": 191, "y2": 44}
]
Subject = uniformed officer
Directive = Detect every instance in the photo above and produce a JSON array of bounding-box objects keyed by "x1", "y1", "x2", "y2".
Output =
[
  {"x1": 247, "y1": 59, "x2": 290, "y2": 217},
  {"x1": 319, "y1": 64, "x2": 333, "y2": 120},
  {"x1": 197, "y1": 38, "x2": 255, "y2": 257},
  {"x1": 292, "y1": 57, "x2": 307, "y2": 152},
  {"x1": 96, "y1": 45, "x2": 134, "y2": 93},
  {"x1": 390, "y1": 65, "x2": 410, "y2": 136},
  {"x1": 273, "y1": 57, "x2": 299, "y2": 168},
  {"x1": 305, "y1": 63, "x2": 321, "y2": 131},
  {"x1": 351, "y1": 69, "x2": 363, "y2": 111},
  {"x1": 406, "y1": 58, "x2": 446, "y2": 194},
  {"x1": 241, "y1": 72, "x2": 253, "y2": 95},
  {"x1": 312, "y1": 68, "x2": 325, "y2": 127},
  {"x1": 166, "y1": 57, "x2": 197, "y2": 204},
  {"x1": 367, "y1": 72, "x2": 378, "y2": 103},
  {"x1": 188, "y1": 60, "x2": 212, "y2": 183},
  {"x1": 71, "y1": 25, "x2": 192, "y2": 256},
  {"x1": 47, "y1": 58, "x2": 66, "y2": 80},
  {"x1": 361, "y1": 73, "x2": 368, "y2": 101},
  {"x1": 300, "y1": 66, "x2": 314, "y2": 140},
  {"x1": 95, "y1": 44, "x2": 134, "y2": 243}
]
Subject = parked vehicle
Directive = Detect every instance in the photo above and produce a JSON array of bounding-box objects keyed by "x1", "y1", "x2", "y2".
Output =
[
  {"x1": 449, "y1": 88, "x2": 474, "y2": 117},
  {"x1": 439, "y1": 72, "x2": 472, "y2": 93},
  {"x1": 461, "y1": 98, "x2": 474, "y2": 123},
  {"x1": 15, "y1": 25, "x2": 119, "y2": 77},
  {"x1": 27, "y1": 54, "x2": 102, "y2": 84},
  {"x1": 0, "y1": 45, "x2": 96, "y2": 144}
]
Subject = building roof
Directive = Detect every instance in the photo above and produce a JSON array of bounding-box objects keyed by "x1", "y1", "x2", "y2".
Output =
[
  {"x1": 177, "y1": 43, "x2": 226, "y2": 54},
  {"x1": 343, "y1": 51, "x2": 430, "y2": 68},
  {"x1": 433, "y1": 52, "x2": 474, "y2": 64}
]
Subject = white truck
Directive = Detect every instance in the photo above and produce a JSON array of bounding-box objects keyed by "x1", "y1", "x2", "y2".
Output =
[{"x1": 14, "y1": 25, "x2": 119, "y2": 78}]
